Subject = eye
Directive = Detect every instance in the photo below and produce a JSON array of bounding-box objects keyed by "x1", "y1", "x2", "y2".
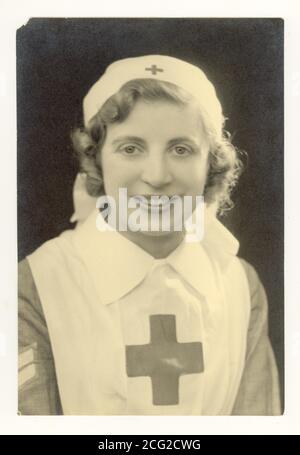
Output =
[
  {"x1": 172, "y1": 145, "x2": 193, "y2": 156},
  {"x1": 119, "y1": 144, "x2": 141, "y2": 155}
]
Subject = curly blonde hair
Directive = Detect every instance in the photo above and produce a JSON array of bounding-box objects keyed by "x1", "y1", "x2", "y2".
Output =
[{"x1": 71, "y1": 79, "x2": 243, "y2": 215}]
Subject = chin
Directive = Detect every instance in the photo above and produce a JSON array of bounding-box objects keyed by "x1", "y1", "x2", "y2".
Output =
[{"x1": 135, "y1": 227, "x2": 183, "y2": 238}]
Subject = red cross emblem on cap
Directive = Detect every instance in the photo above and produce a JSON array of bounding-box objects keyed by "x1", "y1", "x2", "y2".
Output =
[
  {"x1": 145, "y1": 64, "x2": 164, "y2": 75},
  {"x1": 126, "y1": 314, "x2": 204, "y2": 406}
]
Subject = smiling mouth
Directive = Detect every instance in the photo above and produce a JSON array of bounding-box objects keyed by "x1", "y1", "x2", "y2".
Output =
[{"x1": 133, "y1": 195, "x2": 182, "y2": 208}]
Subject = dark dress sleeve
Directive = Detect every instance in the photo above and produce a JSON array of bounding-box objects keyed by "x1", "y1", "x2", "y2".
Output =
[
  {"x1": 231, "y1": 259, "x2": 282, "y2": 415},
  {"x1": 18, "y1": 258, "x2": 63, "y2": 415}
]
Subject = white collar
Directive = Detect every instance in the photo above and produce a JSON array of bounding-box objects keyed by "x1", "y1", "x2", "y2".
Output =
[{"x1": 71, "y1": 208, "x2": 239, "y2": 306}]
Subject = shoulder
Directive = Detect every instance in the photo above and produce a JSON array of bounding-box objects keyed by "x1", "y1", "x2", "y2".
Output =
[
  {"x1": 237, "y1": 258, "x2": 270, "y2": 349},
  {"x1": 18, "y1": 258, "x2": 45, "y2": 322},
  {"x1": 236, "y1": 258, "x2": 270, "y2": 345},
  {"x1": 26, "y1": 229, "x2": 84, "y2": 277},
  {"x1": 238, "y1": 258, "x2": 266, "y2": 303}
]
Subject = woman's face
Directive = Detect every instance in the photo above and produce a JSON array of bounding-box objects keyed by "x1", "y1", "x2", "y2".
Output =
[{"x1": 99, "y1": 99, "x2": 210, "y2": 235}]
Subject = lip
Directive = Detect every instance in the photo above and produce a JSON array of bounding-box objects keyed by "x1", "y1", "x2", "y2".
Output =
[
  {"x1": 134, "y1": 194, "x2": 182, "y2": 201},
  {"x1": 132, "y1": 195, "x2": 182, "y2": 210}
]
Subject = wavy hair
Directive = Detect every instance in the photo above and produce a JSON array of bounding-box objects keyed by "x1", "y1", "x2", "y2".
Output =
[{"x1": 71, "y1": 78, "x2": 243, "y2": 215}]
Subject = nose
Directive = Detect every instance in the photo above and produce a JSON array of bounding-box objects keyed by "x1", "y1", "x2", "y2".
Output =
[{"x1": 141, "y1": 154, "x2": 172, "y2": 189}]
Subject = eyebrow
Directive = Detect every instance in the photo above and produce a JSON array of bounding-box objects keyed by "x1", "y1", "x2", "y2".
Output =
[
  {"x1": 111, "y1": 135, "x2": 200, "y2": 148},
  {"x1": 111, "y1": 136, "x2": 146, "y2": 146},
  {"x1": 166, "y1": 137, "x2": 200, "y2": 148}
]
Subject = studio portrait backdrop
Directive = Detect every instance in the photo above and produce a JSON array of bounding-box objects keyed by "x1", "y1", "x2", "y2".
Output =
[{"x1": 17, "y1": 18, "x2": 284, "y2": 410}]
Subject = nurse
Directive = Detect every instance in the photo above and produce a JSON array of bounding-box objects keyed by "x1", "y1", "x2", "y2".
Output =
[{"x1": 18, "y1": 55, "x2": 281, "y2": 415}]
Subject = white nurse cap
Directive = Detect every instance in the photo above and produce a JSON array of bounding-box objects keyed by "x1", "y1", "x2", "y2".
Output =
[{"x1": 83, "y1": 54, "x2": 224, "y2": 139}]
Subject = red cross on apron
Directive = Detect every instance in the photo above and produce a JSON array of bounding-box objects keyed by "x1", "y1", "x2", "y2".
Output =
[{"x1": 126, "y1": 314, "x2": 204, "y2": 405}]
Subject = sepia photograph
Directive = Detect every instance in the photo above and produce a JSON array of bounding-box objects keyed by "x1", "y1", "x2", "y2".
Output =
[{"x1": 17, "y1": 18, "x2": 284, "y2": 416}]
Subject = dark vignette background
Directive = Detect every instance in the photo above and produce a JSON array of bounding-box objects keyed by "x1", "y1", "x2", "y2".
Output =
[{"x1": 17, "y1": 18, "x2": 284, "y2": 408}]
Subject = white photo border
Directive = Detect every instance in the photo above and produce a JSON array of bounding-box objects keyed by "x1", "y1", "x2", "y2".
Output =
[{"x1": 0, "y1": 0, "x2": 299, "y2": 435}]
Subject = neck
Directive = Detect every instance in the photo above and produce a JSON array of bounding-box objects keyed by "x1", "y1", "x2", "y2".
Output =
[{"x1": 119, "y1": 230, "x2": 185, "y2": 259}]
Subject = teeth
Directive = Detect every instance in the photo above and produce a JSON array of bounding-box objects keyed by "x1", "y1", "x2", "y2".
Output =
[
  {"x1": 135, "y1": 196, "x2": 180, "y2": 204},
  {"x1": 135, "y1": 197, "x2": 172, "y2": 207},
  {"x1": 132, "y1": 196, "x2": 182, "y2": 212}
]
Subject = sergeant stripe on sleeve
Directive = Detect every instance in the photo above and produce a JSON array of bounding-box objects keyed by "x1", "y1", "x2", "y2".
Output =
[{"x1": 18, "y1": 343, "x2": 37, "y2": 387}]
